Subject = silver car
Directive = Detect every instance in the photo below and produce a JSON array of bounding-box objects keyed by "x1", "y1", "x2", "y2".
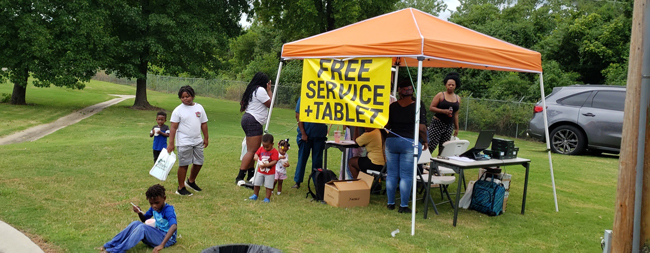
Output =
[{"x1": 527, "y1": 85, "x2": 625, "y2": 155}]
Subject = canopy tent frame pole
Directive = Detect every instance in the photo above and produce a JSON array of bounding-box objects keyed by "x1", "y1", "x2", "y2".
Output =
[
  {"x1": 264, "y1": 61, "x2": 284, "y2": 132},
  {"x1": 411, "y1": 57, "x2": 424, "y2": 236},
  {"x1": 393, "y1": 58, "x2": 400, "y2": 98},
  {"x1": 539, "y1": 73, "x2": 559, "y2": 212}
]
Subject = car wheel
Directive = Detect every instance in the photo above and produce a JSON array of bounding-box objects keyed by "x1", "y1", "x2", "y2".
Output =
[{"x1": 550, "y1": 125, "x2": 586, "y2": 155}]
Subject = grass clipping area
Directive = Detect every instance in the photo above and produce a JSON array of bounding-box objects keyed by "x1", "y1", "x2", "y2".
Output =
[{"x1": 0, "y1": 81, "x2": 618, "y2": 252}]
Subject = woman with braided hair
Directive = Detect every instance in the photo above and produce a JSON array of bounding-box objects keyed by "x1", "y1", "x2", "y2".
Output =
[{"x1": 237, "y1": 72, "x2": 272, "y2": 185}]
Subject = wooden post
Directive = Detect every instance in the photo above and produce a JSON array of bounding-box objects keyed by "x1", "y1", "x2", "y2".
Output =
[{"x1": 612, "y1": 0, "x2": 646, "y2": 251}]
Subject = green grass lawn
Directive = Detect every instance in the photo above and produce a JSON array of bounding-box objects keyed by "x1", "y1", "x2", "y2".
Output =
[{"x1": 0, "y1": 80, "x2": 618, "y2": 252}]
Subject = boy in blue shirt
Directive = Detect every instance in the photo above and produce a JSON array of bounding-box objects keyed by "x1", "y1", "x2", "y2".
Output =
[
  {"x1": 150, "y1": 111, "x2": 170, "y2": 163},
  {"x1": 99, "y1": 184, "x2": 177, "y2": 253}
]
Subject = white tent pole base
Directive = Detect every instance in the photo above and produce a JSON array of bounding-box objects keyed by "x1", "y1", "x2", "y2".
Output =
[
  {"x1": 547, "y1": 151, "x2": 559, "y2": 212},
  {"x1": 539, "y1": 73, "x2": 559, "y2": 212}
]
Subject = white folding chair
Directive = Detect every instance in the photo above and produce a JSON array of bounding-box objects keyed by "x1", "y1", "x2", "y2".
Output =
[
  {"x1": 438, "y1": 139, "x2": 470, "y2": 191},
  {"x1": 417, "y1": 151, "x2": 455, "y2": 215},
  {"x1": 439, "y1": 139, "x2": 470, "y2": 157}
]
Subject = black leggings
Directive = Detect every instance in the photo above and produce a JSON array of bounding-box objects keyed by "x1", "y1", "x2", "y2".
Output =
[{"x1": 153, "y1": 150, "x2": 161, "y2": 163}]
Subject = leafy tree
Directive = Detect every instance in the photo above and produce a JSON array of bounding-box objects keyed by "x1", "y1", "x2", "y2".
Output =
[
  {"x1": 225, "y1": 0, "x2": 400, "y2": 83},
  {"x1": 521, "y1": 60, "x2": 580, "y2": 100},
  {"x1": 102, "y1": 0, "x2": 248, "y2": 108},
  {"x1": 394, "y1": 0, "x2": 446, "y2": 15},
  {"x1": 602, "y1": 62, "x2": 628, "y2": 86},
  {"x1": 0, "y1": 0, "x2": 107, "y2": 105},
  {"x1": 252, "y1": 0, "x2": 399, "y2": 42},
  {"x1": 224, "y1": 24, "x2": 284, "y2": 80},
  {"x1": 227, "y1": 30, "x2": 263, "y2": 79},
  {"x1": 541, "y1": 11, "x2": 631, "y2": 84},
  {"x1": 445, "y1": 0, "x2": 631, "y2": 101}
]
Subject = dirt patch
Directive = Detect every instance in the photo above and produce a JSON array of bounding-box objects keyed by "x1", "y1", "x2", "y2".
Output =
[{"x1": 22, "y1": 230, "x2": 63, "y2": 253}]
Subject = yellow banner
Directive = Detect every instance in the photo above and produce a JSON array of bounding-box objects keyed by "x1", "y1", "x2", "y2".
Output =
[{"x1": 299, "y1": 58, "x2": 391, "y2": 128}]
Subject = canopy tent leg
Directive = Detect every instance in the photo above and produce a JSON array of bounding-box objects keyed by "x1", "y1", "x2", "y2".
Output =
[
  {"x1": 411, "y1": 58, "x2": 424, "y2": 236},
  {"x1": 264, "y1": 61, "x2": 284, "y2": 132},
  {"x1": 539, "y1": 73, "x2": 559, "y2": 212},
  {"x1": 393, "y1": 58, "x2": 400, "y2": 98}
]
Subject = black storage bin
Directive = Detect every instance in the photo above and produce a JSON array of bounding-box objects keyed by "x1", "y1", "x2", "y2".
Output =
[{"x1": 202, "y1": 244, "x2": 282, "y2": 253}]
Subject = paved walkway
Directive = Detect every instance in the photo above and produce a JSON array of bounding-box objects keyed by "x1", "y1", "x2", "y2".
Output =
[
  {"x1": 0, "y1": 95, "x2": 134, "y2": 145},
  {"x1": 0, "y1": 221, "x2": 44, "y2": 253},
  {"x1": 0, "y1": 95, "x2": 135, "y2": 251}
]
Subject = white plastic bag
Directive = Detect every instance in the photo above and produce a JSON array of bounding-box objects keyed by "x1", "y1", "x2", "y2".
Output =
[
  {"x1": 149, "y1": 150, "x2": 176, "y2": 181},
  {"x1": 459, "y1": 180, "x2": 476, "y2": 209},
  {"x1": 240, "y1": 137, "x2": 247, "y2": 161}
]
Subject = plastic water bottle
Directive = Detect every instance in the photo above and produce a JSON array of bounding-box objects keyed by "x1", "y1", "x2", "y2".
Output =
[{"x1": 448, "y1": 106, "x2": 453, "y2": 117}]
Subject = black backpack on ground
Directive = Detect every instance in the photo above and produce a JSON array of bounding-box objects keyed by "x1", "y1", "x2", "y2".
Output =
[{"x1": 306, "y1": 168, "x2": 337, "y2": 202}]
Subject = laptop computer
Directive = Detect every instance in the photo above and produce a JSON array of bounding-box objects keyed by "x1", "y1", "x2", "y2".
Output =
[{"x1": 459, "y1": 130, "x2": 495, "y2": 160}]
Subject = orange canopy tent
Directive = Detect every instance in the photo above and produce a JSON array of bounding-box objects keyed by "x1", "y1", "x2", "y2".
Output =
[
  {"x1": 264, "y1": 8, "x2": 556, "y2": 235},
  {"x1": 281, "y1": 8, "x2": 542, "y2": 73}
]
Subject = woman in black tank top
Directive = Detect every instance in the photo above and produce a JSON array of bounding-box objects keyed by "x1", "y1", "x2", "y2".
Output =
[{"x1": 427, "y1": 72, "x2": 462, "y2": 155}]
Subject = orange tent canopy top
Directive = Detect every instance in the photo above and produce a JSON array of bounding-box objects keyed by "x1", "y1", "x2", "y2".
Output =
[{"x1": 281, "y1": 8, "x2": 542, "y2": 73}]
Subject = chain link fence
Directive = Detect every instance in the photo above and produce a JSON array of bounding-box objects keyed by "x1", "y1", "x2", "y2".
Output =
[{"x1": 93, "y1": 72, "x2": 536, "y2": 138}]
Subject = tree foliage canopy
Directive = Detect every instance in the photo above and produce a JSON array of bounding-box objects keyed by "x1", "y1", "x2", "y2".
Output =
[
  {"x1": 2, "y1": 0, "x2": 633, "y2": 106},
  {"x1": 103, "y1": 0, "x2": 248, "y2": 80},
  {"x1": 223, "y1": 0, "x2": 632, "y2": 104},
  {"x1": 252, "y1": 0, "x2": 400, "y2": 42},
  {"x1": 0, "y1": 0, "x2": 108, "y2": 104},
  {"x1": 100, "y1": 0, "x2": 248, "y2": 107}
]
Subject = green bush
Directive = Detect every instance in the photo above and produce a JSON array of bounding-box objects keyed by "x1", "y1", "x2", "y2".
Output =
[
  {"x1": 462, "y1": 98, "x2": 534, "y2": 138},
  {"x1": 1, "y1": 93, "x2": 10, "y2": 103}
]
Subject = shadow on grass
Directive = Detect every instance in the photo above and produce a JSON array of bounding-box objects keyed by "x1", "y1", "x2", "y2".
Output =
[
  {"x1": 122, "y1": 105, "x2": 166, "y2": 112},
  {"x1": 528, "y1": 148, "x2": 619, "y2": 160}
]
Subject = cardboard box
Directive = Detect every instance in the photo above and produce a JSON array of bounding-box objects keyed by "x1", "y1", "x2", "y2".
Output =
[{"x1": 324, "y1": 171, "x2": 374, "y2": 208}]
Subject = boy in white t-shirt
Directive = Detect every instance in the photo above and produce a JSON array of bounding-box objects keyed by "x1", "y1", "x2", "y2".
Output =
[{"x1": 167, "y1": 85, "x2": 209, "y2": 196}]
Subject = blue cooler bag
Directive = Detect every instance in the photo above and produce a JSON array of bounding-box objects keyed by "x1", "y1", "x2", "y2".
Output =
[{"x1": 470, "y1": 173, "x2": 506, "y2": 216}]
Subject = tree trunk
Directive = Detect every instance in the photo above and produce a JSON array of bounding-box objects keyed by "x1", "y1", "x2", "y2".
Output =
[
  {"x1": 133, "y1": 46, "x2": 150, "y2": 108},
  {"x1": 134, "y1": 77, "x2": 151, "y2": 108},
  {"x1": 10, "y1": 68, "x2": 28, "y2": 105},
  {"x1": 133, "y1": 0, "x2": 152, "y2": 109},
  {"x1": 325, "y1": 0, "x2": 334, "y2": 32},
  {"x1": 133, "y1": 58, "x2": 151, "y2": 108}
]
